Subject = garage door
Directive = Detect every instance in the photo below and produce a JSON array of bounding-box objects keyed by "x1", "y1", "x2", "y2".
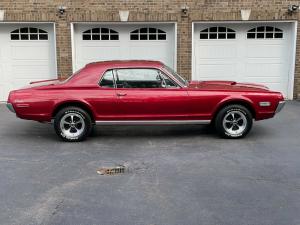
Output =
[
  {"x1": 0, "y1": 23, "x2": 56, "y2": 101},
  {"x1": 193, "y1": 23, "x2": 296, "y2": 99},
  {"x1": 73, "y1": 23, "x2": 176, "y2": 72}
]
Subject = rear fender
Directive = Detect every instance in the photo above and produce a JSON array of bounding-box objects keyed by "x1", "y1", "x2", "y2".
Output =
[{"x1": 52, "y1": 100, "x2": 95, "y2": 122}]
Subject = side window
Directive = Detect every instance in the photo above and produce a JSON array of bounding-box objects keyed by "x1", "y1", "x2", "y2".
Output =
[
  {"x1": 160, "y1": 72, "x2": 178, "y2": 88},
  {"x1": 116, "y1": 69, "x2": 164, "y2": 88},
  {"x1": 99, "y1": 70, "x2": 114, "y2": 88}
]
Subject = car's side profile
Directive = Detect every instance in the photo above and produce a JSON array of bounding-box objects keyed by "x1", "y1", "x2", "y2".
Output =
[{"x1": 6, "y1": 60, "x2": 285, "y2": 142}]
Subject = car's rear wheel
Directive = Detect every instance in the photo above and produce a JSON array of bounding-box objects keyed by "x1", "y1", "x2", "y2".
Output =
[
  {"x1": 215, "y1": 104, "x2": 253, "y2": 138},
  {"x1": 54, "y1": 107, "x2": 92, "y2": 142}
]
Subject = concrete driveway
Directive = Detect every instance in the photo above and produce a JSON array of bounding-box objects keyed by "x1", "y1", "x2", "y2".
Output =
[{"x1": 0, "y1": 101, "x2": 299, "y2": 225}]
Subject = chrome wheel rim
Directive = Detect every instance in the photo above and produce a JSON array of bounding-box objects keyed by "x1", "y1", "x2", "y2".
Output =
[
  {"x1": 222, "y1": 111, "x2": 247, "y2": 136},
  {"x1": 60, "y1": 113, "x2": 85, "y2": 139}
]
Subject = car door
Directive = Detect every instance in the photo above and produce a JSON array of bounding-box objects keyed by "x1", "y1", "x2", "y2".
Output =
[
  {"x1": 114, "y1": 68, "x2": 191, "y2": 120},
  {"x1": 88, "y1": 69, "x2": 120, "y2": 120}
]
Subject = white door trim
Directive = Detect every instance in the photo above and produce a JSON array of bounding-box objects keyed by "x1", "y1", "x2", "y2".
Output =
[
  {"x1": 192, "y1": 21, "x2": 297, "y2": 99},
  {"x1": 71, "y1": 22, "x2": 177, "y2": 73}
]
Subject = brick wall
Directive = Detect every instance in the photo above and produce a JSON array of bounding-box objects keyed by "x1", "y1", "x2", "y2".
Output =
[{"x1": 0, "y1": 0, "x2": 299, "y2": 98}]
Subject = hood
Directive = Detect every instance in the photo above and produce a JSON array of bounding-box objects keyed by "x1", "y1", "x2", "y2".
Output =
[{"x1": 188, "y1": 80, "x2": 270, "y2": 91}]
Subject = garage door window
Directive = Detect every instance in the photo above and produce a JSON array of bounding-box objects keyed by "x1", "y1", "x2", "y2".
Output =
[
  {"x1": 10, "y1": 27, "x2": 48, "y2": 40},
  {"x1": 199, "y1": 27, "x2": 236, "y2": 39},
  {"x1": 247, "y1": 26, "x2": 283, "y2": 39},
  {"x1": 82, "y1": 28, "x2": 119, "y2": 41},
  {"x1": 130, "y1": 28, "x2": 167, "y2": 40}
]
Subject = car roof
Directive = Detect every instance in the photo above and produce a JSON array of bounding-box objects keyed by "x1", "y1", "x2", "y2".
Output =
[{"x1": 85, "y1": 60, "x2": 164, "y2": 69}]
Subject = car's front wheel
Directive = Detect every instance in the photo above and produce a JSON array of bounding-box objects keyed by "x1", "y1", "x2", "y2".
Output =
[
  {"x1": 215, "y1": 104, "x2": 253, "y2": 138},
  {"x1": 54, "y1": 107, "x2": 92, "y2": 142}
]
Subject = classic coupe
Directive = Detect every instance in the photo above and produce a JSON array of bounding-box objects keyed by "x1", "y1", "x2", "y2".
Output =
[{"x1": 6, "y1": 60, "x2": 285, "y2": 142}]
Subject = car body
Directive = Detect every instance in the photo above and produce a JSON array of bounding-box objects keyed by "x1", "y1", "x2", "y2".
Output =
[{"x1": 6, "y1": 60, "x2": 285, "y2": 141}]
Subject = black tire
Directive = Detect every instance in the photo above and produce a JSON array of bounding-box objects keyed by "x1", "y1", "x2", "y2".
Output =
[
  {"x1": 54, "y1": 106, "x2": 92, "y2": 142},
  {"x1": 215, "y1": 104, "x2": 253, "y2": 139},
  {"x1": 90, "y1": 125, "x2": 97, "y2": 137}
]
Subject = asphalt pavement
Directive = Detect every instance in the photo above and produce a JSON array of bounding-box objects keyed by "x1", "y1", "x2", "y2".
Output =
[{"x1": 0, "y1": 101, "x2": 299, "y2": 225}]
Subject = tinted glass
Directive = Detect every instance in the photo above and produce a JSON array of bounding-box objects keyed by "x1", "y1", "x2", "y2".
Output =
[
  {"x1": 218, "y1": 33, "x2": 226, "y2": 39},
  {"x1": 160, "y1": 73, "x2": 178, "y2": 88},
  {"x1": 257, "y1": 33, "x2": 264, "y2": 39},
  {"x1": 110, "y1": 35, "x2": 119, "y2": 40},
  {"x1": 11, "y1": 34, "x2": 19, "y2": 40},
  {"x1": 158, "y1": 34, "x2": 166, "y2": 40},
  {"x1": 20, "y1": 27, "x2": 28, "y2": 33},
  {"x1": 30, "y1": 34, "x2": 38, "y2": 40},
  {"x1": 200, "y1": 33, "x2": 208, "y2": 39},
  {"x1": 209, "y1": 33, "x2": 217, "y2": 39},
  {"x1": 247, "y1": 33, "x2": 255, "y2": 39},
  {"x1": 116, "y1": 69, "x2": 163, "y2": 88},
  {"x1": 266, "y1": 33, "x2": 273, "y2": 38},
  {"x1": 163, "y1": 65, "x2": 188, "y2": 87},
  {"x1": 275, "y1": 33, "x2": 283, "y2": 38},
  {"x1": 227, "y1": 33, "x2": 236, "y2": 39},
  {"x1": 82, "y1": 34, "x2": 91, "y2": 40},
  {"x1": 39, "y1": 34, "x2": 48, "y2": 40},
  {"x1": 101, "y1": 28, "x2": 109, "y2": 33},
  {"x1": 130, "y1": 34, "x2": 138, "y2": 40},
  {"x1": 101, "y1": 34, "x2": 109, "y2": 40},
  {"x1": 100, "y1": 70, "x2": 114, "y2": 88},
  {"x1": 20, "y1": 34, "x2": 29, "y2": 40},
  {"x1": 218, "y1": 27, "x2": 226, "y2": 32},
  {"x1": 29, "y1": 27, "x2": 38, "y2": 33}
]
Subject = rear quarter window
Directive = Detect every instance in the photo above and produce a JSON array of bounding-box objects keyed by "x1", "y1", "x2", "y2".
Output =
[{"x1": 99, "y1": 70, "x2": 114, "y2": 88}]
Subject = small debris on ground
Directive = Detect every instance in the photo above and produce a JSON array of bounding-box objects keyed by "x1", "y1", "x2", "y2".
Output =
[{"x1": 97, "y1": 165, "x2": 126, "y2": 175}]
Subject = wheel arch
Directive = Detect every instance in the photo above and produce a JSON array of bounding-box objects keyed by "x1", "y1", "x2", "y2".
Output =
[
  {"x1": 52, "y1": 100, "x2": 95, "y2": 123},
  {"x1": 212, "y1": 98, "x2": 256, "y2": 121}
]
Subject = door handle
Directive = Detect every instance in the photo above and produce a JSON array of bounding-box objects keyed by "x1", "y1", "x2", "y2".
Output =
[{"x1": 117, "y1": 93, "x2": 127, "y2": 97}]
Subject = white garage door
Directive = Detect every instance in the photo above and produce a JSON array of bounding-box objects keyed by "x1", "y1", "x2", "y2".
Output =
[
  {"x1": 193, "y1": 23, "x2": 296, "y2": 99},
  {"x1": 0, "y1": 23, "x2": 56, "y2": 101},
  {"x1": 73, "y1": 23, "x2": 176, "y2": 72}
]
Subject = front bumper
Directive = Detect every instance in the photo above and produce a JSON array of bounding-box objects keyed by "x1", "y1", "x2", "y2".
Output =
[
  {"x1": 275, "y1": 101, "x2": 285, "y2": 114},
  {"x1": 6, "y1": 103, "x2": 15, "y2": 113}
]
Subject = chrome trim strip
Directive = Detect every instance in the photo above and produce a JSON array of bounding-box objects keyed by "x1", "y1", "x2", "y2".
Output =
[
  {"x1": 6, "y1": 103, "x2": 15, "y2": 113},
  {"x1": 96, "y1": 120, "x2": 211, "y2": 125},
  {"x1": 275, "y1": 101, "x2": 286, "y2": 114}
]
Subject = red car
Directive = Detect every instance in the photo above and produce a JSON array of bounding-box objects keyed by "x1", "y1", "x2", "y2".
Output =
[{"x1": 6, "y1": 60, "x2": 285, "y2": 142}]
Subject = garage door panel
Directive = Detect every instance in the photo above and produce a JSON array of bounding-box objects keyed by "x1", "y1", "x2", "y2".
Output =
[
  {"x1": 11, "y1": 45, "x2": 50, "y2": 60},
  {"x1": 245, "y1": 63, "x2": 284, "y2": 76},
  {"x1": 0, "y1": 24, "x2": 56, "y2": 101},
  {"x1": 195, "y1": 64, "x2": 237, "y2": 80},
  {"x1": 12, "y1": 64, "x2": 50, "y2": 79},
  {"x1": 81, "y1": 46, "x2": 121, "y2": 60},
  {"x1": 193, "y1": 23, "x2": 294, "y2": 98},
  {"x1": 11, "y1": 80, "x2": 33, "y2": 89},
  {"x1": 196, "y1": 44, "x2": 236, "y2": 59},
  {"x1": 246, "y1": 75, "x2": 283, "y2": 83},
  {"x1": 129, "y1": 44, "x2": 169, "y2": 61},
  {"x1": 246, "y1": 44, "x2": 284, "y2": 58},
  {"x1": 74, "y1": 24, "x2": 175, "y2": 71}
]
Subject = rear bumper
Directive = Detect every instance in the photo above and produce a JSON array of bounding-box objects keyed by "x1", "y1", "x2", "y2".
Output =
[
  {"x1": 275, "y1": 101, "x2": 285, "y2": 114},
  {"x1": 6, "y1": 103, "x2": 15, "y2": 113}
]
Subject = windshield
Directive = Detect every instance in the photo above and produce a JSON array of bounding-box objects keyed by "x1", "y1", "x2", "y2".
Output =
[{"x1": 163, "y1": 65, "x2": 188, "y2": 87}]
